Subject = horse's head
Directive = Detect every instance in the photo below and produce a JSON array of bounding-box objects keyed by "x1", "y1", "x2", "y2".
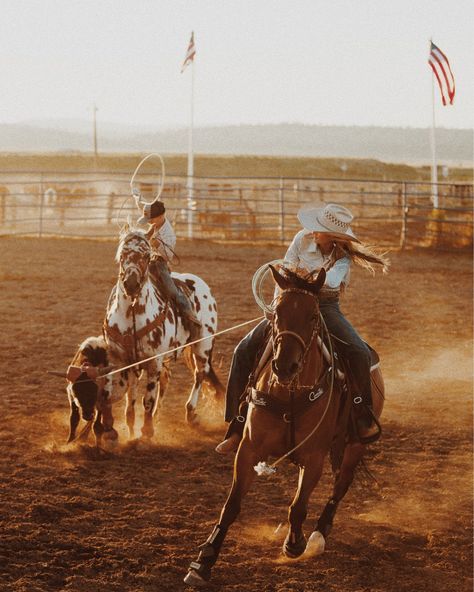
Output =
[
  {"x1": 116, "y1": 225, "x2": 151, "y2": 299},
  {"x1": 269, "y1": 265, "x2": 326, "y2": 385}
]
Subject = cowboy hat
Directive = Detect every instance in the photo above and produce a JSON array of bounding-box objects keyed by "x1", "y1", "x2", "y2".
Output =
[
  {"x1": 297, "y1": 203, "x2": 359, "y2": 242},
  {"x1": 136, "y1": 196, "x2": 166, "y2": 226}
]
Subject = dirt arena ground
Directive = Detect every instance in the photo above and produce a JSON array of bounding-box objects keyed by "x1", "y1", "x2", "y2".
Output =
[{"x1": 0, "y1": 236, "x2": 472, "y2": 592}]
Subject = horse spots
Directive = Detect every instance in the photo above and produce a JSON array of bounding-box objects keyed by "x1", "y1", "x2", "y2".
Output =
[
  {"x1": 185, "y1": 279, "x2": 196, "y2": 289},
  {"x1": 167, "y1": 310, "x2": 174, "y2": 323},
  {"x1": 203, "y1": 294, "x2": 208, "y2": 299},
  {"x1": 147, "y1": 382, "x2": 156, "y2": 391},
  {"x1": 210, "y1": 317, "x2": 215, "y2": 324},
  {"x1": 194, "y1": 297, "x2": 201, "y2": 313},
  {"x1": 208, "y1": 304, "x2": 213, "y2": 311},
  {"x1": 205, "y1": 324, "x2": 215, "y2": 334},
  {"x1": 212, "y1": 302, "x2": 217, "y2": 311}
]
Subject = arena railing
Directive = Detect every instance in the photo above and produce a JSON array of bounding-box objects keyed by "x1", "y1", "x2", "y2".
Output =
[{"x1": 0, "y1": 172, "x2": 471, "y2": 249}]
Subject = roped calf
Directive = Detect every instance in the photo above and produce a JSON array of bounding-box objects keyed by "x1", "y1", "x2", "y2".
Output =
[{"x1": 66, "y1": 335, "x2": 110, "y2": 444}]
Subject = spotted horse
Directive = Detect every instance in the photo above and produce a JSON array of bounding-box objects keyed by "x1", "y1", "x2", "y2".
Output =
[{"x1": 101, "y1": 225, "x2": 224, "y2": 441}]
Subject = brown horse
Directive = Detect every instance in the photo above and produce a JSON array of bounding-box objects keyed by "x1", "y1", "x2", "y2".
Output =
[{"x1": 184, "y1": 265, "x2": 384, "y2": 586}]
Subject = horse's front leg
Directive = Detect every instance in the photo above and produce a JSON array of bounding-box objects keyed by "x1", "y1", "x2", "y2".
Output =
[
  {"x1": 156, "y1": 363, "x2": 170, "y2": 411},
  {"x1": 141, "y1": 361, "x2": 160, "y2": 439},
  {"x1": 283, "y1": 454, "x2": 325, "y2": 559},
  {"x1": 124, "y1": 371, "x2": 139, "y2": 439},
  {"x1": 185, "y1": 436, "x2": 259, "y2": 586},
  {"x1": 185, "y1": 350, "x2": 205, "y2": 424},
  {"x1": 306, "y1": 442, "x2": 366, "y2": 557}
]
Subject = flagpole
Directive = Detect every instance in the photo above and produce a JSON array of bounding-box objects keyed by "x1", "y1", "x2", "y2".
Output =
[
  {"x1": 429, "y1": 40, "x2": 439, "y2": 209},
  {"x1": 186, "y1": 48, "x2": 195, "y2": 238}
]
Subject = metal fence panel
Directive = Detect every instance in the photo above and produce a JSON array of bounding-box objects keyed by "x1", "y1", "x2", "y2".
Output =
[{"x1": 0, "y1": 171, "x2": 472, "y2": 248}]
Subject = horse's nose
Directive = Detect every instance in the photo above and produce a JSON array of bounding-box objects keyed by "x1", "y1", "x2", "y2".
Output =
[
  {"x1": 123, "y1": 272, "x2": 139, "y2": 295},
  {"x1": 273, "y1": 359, "x2": 299, "y2": 382},
  {"x1": 288, "y1": 361, "x2": 299, "y2": 376}
]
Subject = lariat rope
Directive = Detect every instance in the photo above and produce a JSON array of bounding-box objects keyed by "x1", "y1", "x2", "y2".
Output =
[
  {"x1": 255, "y1": 313, "x2": 336, "y2": 475},
  {"x1": 130, "y1": 153, "x2": 165, "y2": 201},
  {"x1": 55, "y1": 316, "x2": 265, "y2": 384},
  {"x1": 115, "y1": 153, "x2": 166, "y2": 228}
]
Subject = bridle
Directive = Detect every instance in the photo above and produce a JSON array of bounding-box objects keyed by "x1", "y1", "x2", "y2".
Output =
[
  {"x1": 272, "y1": 287, "x2": 321, "y2": 384},
  {"x1": 119, "y1": 236, "x2": 151, "y2": 299}
]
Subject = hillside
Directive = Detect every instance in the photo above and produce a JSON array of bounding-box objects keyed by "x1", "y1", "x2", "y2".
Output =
[{"x1": 1, "y1": 121, "x2": 472, "y2": 165}]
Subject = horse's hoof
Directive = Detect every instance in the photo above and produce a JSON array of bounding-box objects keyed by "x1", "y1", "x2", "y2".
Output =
[
  {"x1": 304, "y1": 530, "x2": 326, "y2": 557},
  {"x1": 103, "y1": 428, "x2": 119, "y2": 441},
  {"x1": 183, "y1": 569, "x2": 208, "y2": 587},
  {"x1": 283, "y1": 532, "x2": 307, "y2": 558},
  {"x1": 141, "y1": 424, "x2": 154, "y2": 439},
  {"x1": 186, "y1": 408, "x2": 198, "y2": 425}
]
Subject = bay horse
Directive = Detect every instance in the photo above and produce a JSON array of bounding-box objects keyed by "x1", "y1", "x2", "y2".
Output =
[
  {"x1": 185, "y1": 265, "x2": 384, "y2": 586},
  {"x1": 99, "y1": 225, "x2": 224, "y2": 442}
]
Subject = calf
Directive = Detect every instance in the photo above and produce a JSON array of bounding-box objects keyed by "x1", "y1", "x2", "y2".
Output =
[{"x1": 66, "y1": 336, "x2": 109, "y2": 443}]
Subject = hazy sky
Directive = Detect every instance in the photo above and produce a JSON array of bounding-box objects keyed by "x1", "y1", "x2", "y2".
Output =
[{"x1": 1, "y1": 0, "x2": 473, "y2": 130}]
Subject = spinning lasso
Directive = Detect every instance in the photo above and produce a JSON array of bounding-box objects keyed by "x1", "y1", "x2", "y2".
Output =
[{"x1": 115, "y1": 153, "x2": 166, "y2": 228}]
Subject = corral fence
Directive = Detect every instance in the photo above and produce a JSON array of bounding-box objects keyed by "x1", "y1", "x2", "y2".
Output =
[{"x1": 0, "y1": 171, "x2": 472, "y2": 249}]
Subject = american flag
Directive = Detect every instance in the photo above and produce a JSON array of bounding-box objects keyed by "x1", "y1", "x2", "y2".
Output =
[
  {"x1": 428, "y1": 41, "x2": 455, "y2": 106},
  {"x1": 181, "y1": 32, "x2": 196, "y2": 73}
]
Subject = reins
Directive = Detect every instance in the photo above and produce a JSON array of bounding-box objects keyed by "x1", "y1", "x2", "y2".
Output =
[{"x1": 255, "y1": 296, "x2": 337, "y2": 476}]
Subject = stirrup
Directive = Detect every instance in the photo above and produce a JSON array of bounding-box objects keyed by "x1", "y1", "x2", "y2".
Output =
[{"x1": 356, "y1": 407, "x2": 382, "y2": 444}]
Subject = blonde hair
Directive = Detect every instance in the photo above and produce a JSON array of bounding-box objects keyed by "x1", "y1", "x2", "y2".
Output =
[{"x1": 333, "y1": 240, "x2": 390, "y2": 274}]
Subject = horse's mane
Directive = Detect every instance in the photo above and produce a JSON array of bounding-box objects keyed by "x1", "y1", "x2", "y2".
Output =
[
  {"x1": 115, "y1": 227, "x2": 150, "y2": 263},
  {"x1": 278, "y1": 265, "x2": 320, "y2": 292}
]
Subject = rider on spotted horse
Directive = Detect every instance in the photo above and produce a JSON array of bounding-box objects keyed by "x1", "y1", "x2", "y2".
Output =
[
  {"x1": 134, "y1": 193, "x2": 201, "y2": 341},
  {"x1": 215, "y1": 202, "x2": 389, "y2": 454}
]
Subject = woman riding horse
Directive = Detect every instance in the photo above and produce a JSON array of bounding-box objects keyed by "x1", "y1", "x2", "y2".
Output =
[{"x1": 216, "y1": 202, "x2": 389, "y2": 454}]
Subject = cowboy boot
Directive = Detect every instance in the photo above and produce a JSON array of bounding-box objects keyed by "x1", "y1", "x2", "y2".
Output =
[
  {"x1": 176, "y1": 291, "x2": 202, "y2": 341},
  {"x1": 215, "y1": 406, "x2": 247, "y2": 454}
]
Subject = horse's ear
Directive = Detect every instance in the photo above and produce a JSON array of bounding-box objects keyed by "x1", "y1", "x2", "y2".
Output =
[
  {"x1": 269, "y1": 265, "x2": 290, "y2": 291},
  {"x1": 120, "y1": 222, "x2": 130, "y2": 238},
  {"x1": 310, "y1": 268, "x2": 326, "y2": 294}
]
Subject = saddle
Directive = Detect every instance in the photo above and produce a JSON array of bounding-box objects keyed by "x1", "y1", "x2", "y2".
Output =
[
  {"x1": 172, "y1": 276, "x2": 195, "y2": 300},
  {"x1": 243, "y1": 331, "x2": 381, "y2": 451}
]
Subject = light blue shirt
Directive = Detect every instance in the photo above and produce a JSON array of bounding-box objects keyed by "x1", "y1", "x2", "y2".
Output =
[{"x1": 283, "y1": 230, "x2": 351, "y2": 289}]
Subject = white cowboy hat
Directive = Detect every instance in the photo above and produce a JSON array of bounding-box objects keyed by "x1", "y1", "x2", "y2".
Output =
[{"x1": 297, "y1": 203, "x2": 359, "y2": 242}]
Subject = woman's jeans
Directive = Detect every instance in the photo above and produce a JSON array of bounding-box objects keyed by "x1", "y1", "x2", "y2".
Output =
[{"x1": 223, "y1": 302, "x2": 372, "y2": 425}]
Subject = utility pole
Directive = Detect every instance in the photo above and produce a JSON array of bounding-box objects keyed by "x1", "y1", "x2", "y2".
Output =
[{"x1": 93, "y1": 104, "x2": 98, "y2": 158}]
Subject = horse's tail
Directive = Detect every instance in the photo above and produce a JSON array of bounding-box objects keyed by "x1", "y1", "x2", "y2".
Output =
[
  {"x1": 204, "y1": 348, "x2": 225, "y2": 399},
  {"x1": 204, "y1": 351, "x2": 225, "y2": 399},
  {"x1": 185, "y1": 344, "x2": 225, "y2": 399}
]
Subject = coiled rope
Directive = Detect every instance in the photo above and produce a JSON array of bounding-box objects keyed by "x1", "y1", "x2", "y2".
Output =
[{"x1": 251, "y1": 259, "x2": 286, "y2": 313}]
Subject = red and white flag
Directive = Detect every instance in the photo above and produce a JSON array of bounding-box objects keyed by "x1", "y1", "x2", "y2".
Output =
[
  {"x1": 181, "y1": 32, "x2": 196, "y2": 73},
  {"x1": 428, "y1": 41, "x2": 455, "y2": 106}
]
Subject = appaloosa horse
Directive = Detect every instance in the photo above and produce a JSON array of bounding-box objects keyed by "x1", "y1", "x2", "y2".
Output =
[
  {"x1": 185, "y1": 266, "x2": 384, "y2": 586},
  {"x1": 99, "y1": 225, "x2": 224, "y2": 441}
]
